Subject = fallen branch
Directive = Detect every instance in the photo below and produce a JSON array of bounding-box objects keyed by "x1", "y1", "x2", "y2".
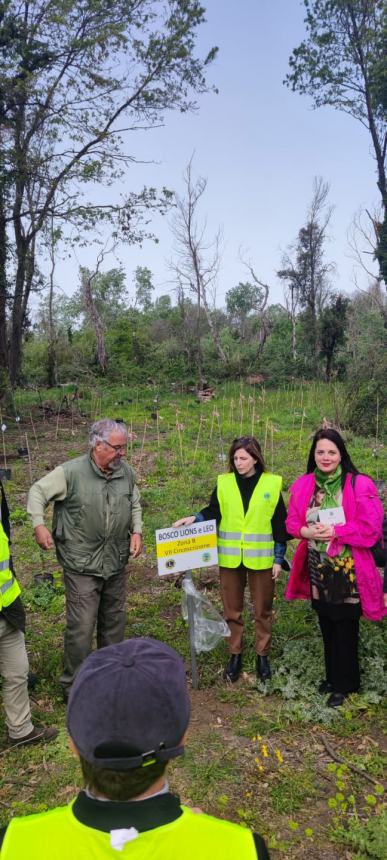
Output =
[{"x1": 319, "y1": 734, "x2": 386, "y2": 788}]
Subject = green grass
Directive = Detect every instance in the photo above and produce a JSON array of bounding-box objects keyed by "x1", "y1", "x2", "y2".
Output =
[{"x1": 0, "y1": 381, "x2": 385, "y2": 858}]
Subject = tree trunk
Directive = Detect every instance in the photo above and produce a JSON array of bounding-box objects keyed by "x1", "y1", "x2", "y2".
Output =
[
  {"x1": 47, "y1": 225, "x2": 58, "y2": 387},
  {"x1": 0, "y1": 185, "x2": 9, "y2": 395},
  {"x1": 82, "y1": 269, "x2": 107, "y2": 374}
]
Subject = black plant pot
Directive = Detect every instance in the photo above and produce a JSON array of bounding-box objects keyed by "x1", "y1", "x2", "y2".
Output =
[{"x1": 34, "y1": 572, "x2": 54, "y2": 587}]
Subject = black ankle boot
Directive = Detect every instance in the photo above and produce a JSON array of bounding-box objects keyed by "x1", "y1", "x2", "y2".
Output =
[
  {"x1": 224, "y1": 654, "x2": 242, "y2": 682},
  {"x1": 327, "y1": 692, "x2": 348, "y2": 709},
  {"x1": 256, "y1": 655, "x2": 271, "y2": 682},
  {"x1": 318, "y1": 679, "x2": 333, "y2": 694}
]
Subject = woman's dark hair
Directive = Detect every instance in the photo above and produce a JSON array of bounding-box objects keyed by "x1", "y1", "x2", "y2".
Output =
[
  {"x1": 228, "y1": 436, "x2": 266, "y2": 474},
  {"x1": 307, "y1": 429, "x2": 359, "y2": 485}
]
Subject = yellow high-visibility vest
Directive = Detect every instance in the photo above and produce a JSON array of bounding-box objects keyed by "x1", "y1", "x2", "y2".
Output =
[
  {"x1": 1, "y1": 801, "x2": 258, "y2": 859},
  {"x1": 217, "y1": 472, "x2": 282, "y2": 570},
  {"x1": 0, "y1": 522, "x2": 20, "y2": 610}
]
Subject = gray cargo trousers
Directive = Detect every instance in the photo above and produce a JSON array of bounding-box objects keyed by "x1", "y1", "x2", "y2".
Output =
[{"x1": 60, "y1": 569, "x2": 127, "y2": 695}]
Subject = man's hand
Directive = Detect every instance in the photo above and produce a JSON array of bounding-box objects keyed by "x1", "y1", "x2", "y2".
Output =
[
  {"x1": 34, "y1": 525, "x2": 54, "y2": 550},
  {"x1": 130, "y1": 533, "x2": 142, "y2": 558}
]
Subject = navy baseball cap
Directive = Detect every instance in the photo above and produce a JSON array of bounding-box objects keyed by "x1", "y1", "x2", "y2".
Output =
[{"x1": 67, "y1": 638, "x2": 190, "y2": 771}]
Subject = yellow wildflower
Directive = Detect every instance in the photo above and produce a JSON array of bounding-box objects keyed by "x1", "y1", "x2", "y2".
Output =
[
  {"x1": 275, "y1": 749, "x2": 284, "y2": 764},
  {"x1": 261, "y1": 744, "x2": 269, "y2": 758}
]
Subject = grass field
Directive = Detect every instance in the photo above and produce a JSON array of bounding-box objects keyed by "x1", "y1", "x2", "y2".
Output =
[{"x1": 0, "y1": 381, "x2": 386, "y2": 858}]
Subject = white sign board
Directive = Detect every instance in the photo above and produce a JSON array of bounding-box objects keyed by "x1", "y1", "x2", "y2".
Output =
[{"x1": 156, "y1": 520, "x2": 218, "y2": 576}]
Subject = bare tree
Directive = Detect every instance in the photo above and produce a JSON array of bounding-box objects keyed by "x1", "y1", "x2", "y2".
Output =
[
  {"x1": 278, "y1": 250, "x2": 301, "y2": 361},
  {"x1": 237, "y1": 255, "x2": 271, "y2": 353},
  {"x1": 278, "y1": 177, "x2": 334, "y2": 373},
  {"x1": 170, "y1": 160, "x2": 227, "y2": 378},
  {"x1": 80, "y1": 247, "x2": 119, "y2": 376}
]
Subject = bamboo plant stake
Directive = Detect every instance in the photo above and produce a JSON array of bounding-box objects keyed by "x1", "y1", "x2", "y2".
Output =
[
  {"x1": 25, "y1": 434, "x2": 33, "y2": 483},
  {"x1": 299, "y1": 409, "x2": 306, "y2": 451},
  {"x1": 251, "y1": 404, "x2": 256, "y2": 438},
  {"x1": 192, "y1": 416, "x2": 203, "y2": 465},
  {"x1": 263, "y1": 417, "x2": 269, "y2": 457},
  {"x1": 15, "y1": 415, "x2": 24, "y2": 449},
  {"x1": 209, "y1": 405, "x2": 216, "y2": 440},
  {"x1": 229, "y1": 399, "x2": 234, "y2": 431},
  {"x1": 137, "y1": 418, "x2": 148, "y2": 471},
  {"x1": 215, "y1": 410, "x2": 225, "y2": 466},
  {"x1": 55, "y1": 402, "x2": 61, "y2": 440},
  {"x1": 176, "y1": 412, "x2": 184, "y2": 466},
  {"x1": 239, "y1": 394, "x2": 244, "y2": 436},
  {"x1": 0, "y1": 418, "x2": 7, "y2": 471},
  {"x1": 156, "y1": 411, "x2": 160, "y2": 449},
  {"x1": 29, "y1": 411, "x2": 39, "y2": 449}
]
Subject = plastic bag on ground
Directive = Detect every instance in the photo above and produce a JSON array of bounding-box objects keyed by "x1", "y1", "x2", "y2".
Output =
[{"x1": 181, "y1": 575, "x2": 230, "y2": 653}]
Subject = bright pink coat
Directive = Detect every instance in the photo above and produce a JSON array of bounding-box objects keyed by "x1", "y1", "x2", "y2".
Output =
[{"x1": 285, "y1": 472, "x2": 386, "y2": 621}]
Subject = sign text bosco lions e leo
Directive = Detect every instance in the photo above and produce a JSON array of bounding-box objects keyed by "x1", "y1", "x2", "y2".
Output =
[{"x1": 155, "y1": 520, "x2": 218, "y2": 576}]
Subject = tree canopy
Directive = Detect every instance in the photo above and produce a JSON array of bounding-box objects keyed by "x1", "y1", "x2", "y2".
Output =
[
  {"x1": 0, "y1": 0, "x2": 217, "y2": 387},
  {"x1": 286, "y1": 0, "x2": 387, "y2": 284}
]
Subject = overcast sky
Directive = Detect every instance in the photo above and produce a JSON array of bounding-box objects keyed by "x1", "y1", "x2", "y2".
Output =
[{"x1": 52, "y1": 0, "x2": 381, "y2": 309}]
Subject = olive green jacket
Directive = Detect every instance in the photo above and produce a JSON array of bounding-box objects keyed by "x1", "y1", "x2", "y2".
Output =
[{"x1": 27, "y1": 454, "x2": 142, "y2": 578}]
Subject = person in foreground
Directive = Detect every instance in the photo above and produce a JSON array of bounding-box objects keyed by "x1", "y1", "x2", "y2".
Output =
[
  {"x1": 174, "y1": 436, "x2": 288, "y2": 683},
  {"x1": 0, "y1": 637, "x2": 270, "y2": 859},
  {"x1": 0, "y1": 480, "x2": 57, "y2": 748},
  {"x1": 285, "y1": 428, "x2": 385, "y2": 708},
  {"x1": 27, "y1": 418, "x2": 142, "y2": 701}
]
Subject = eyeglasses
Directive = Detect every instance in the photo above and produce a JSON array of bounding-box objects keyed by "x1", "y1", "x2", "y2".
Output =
[{"x1": 103, "y1": 441, "x2": 127, "y2": 453}]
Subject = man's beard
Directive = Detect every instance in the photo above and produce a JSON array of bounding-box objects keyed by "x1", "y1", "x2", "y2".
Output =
[{"x1": 109, "y1": 457, "x2": 123, "y2": 471}]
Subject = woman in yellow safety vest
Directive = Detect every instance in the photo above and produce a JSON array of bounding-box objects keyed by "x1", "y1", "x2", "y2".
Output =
[{"x1": 173, "y1": 436, "x2": 289, "y2": 683}]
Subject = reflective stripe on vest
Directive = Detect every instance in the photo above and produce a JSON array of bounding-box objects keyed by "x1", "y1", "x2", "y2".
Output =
[
  {"x1": 0, "y1": 522, "x2": 20, "y2": 610},
  {"x1": 1, "y1": 802, "x2": 258, "y2": 860},
  {"x1": 217, "y1": 472, "x2": 282, "y2": 570}
]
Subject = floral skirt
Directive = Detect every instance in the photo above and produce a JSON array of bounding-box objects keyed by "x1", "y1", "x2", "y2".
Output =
[{"x1": 308, "y1": 548, "x2": 360, "y2": 605}]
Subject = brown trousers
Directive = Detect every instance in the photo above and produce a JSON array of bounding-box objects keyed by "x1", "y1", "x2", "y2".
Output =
[{"x1": 219, "y1": 566, "x2": 274, "y2": 656}]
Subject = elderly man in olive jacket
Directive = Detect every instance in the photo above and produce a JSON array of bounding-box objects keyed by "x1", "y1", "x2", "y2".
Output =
[{"x1": 27, "y1": 418, "x2": 142, "y2": 700}]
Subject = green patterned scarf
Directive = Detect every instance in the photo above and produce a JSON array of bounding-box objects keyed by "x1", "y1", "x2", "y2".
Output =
[
  {"x1": 314, "y1": 465, "x2": 350, "y2": 559},
  {"x1": 314, "y1": 465, "x2": 342, "y2": 508}
]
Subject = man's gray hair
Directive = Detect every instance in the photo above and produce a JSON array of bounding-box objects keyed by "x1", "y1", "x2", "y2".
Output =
[{"x1": 89, "y1": 418, "x2": 128, "y2": 449}]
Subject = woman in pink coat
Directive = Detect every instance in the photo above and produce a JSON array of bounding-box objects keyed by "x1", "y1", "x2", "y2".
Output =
[{"x1": 285, "y1": 428, "x2": 385, "y2": 708}]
